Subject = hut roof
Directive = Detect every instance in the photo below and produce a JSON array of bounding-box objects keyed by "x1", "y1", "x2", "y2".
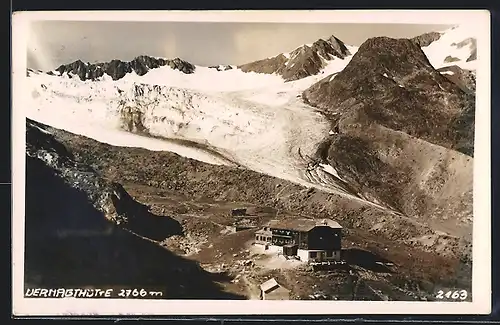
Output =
[
  {"x1": 259, "y1": 278, "x2": 288, "y2": 293},
  {"x1": 265, "y1": 218, "x2": 342, "y2": 232}
]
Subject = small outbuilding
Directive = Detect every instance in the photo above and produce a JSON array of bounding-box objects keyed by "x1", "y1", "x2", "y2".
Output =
[{"x1": 259, "y1": 278, "x2": 290, "y2": 300}]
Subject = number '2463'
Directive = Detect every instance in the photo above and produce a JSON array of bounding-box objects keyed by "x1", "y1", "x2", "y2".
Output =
[{"x1": 436, "y1": 290, "x2": 468, "y2": 300}]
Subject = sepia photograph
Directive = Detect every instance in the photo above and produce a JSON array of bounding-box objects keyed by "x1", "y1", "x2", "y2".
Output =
[{"x1": 12, "y1": 10, "x2": 491, "y2": 316}]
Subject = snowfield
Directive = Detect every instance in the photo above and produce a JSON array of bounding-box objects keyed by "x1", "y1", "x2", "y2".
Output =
[
  {"x1": 26, "y1": 51, "x2": 370, "y2": 205},
  {"x1": 421, "y1": 24, "x2": 477, "y2": 71}
]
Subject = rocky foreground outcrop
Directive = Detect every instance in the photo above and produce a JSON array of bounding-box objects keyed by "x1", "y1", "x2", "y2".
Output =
[
  {"x1": 238, "y1": 35, "x2": 352, "y2": 81},
  {"x1": 26, "y1": 119, "x2": 183, "y2": 238},
  {"x1": 53, "y1": 56, "x2": 196, "y2": 81},
  {"x1": 302, "y1": 37, "x2": 474, "y2": 244},
  {"x1": 25, "y1": 119, "x2": 241, "y2": 298}
]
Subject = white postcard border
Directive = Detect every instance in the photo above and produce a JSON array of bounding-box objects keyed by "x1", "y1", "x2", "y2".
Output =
[{"x1": 11, "y1": 9, "x2": 492, "y2": 316}]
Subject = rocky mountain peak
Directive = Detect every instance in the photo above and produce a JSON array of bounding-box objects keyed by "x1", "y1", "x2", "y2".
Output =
[
  {"x1": 357, "y1": 36, "x2": 425, "y2": 57},
  {"x1": 53, "y1": 55, "x2": 196, "y2": 81},
  {"x1": 303, "y1": 35, "x2": 474, "y2": 155},
  {"x1": 326, "y1": 35, "x2": 352, "y2": 58},
  {"x1": 310, "y1": 39, "x2": 334, "y2": 58},
  {"x1": 238, "y1": 34, "x2": 353, "y2": 82},
  {"x1": 300, "y1": 34, "x2": 474, "y2": 232},
  {"x1": 411, "y1": 31, "x2": 443, "y2": 47},
  {"x1": 334, "y1": 36, "x2": 452, "y2": 89}
]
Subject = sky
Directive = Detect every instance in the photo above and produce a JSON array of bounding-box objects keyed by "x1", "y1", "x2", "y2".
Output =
[{"x1": 27, "y1": 21, "x2": 452, "y2": 71}]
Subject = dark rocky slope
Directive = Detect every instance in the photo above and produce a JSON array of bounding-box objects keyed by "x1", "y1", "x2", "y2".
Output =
[
  {"x1": 47, "y1": 122, "x2": 472, "y2": 263},
  {"x1": 302, "y1": 37, "x2": 474, "y2": 243},
  {"x1": 238, "y1": 35, "x2": 351, "y2": 82},
  {"x1": 25, "y1": 119, "x2": 242, "y2": 298},
  {"x1": 53, "y1": 56, "x2": 195, "y2": 81},
  {"x1": 303, "y1": 37, "x2": 474, "y2": 154},
  {"x1": 437, "y1": 65, "x2": 476, "y2": 95}
]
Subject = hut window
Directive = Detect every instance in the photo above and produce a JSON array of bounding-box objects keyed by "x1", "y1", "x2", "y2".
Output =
[
  {"x1": 309, "y1": 252, "x2": 317, "y2": 258},
  {"x1": 326, "y1": 251, "x2": 333, "y2": 257}
]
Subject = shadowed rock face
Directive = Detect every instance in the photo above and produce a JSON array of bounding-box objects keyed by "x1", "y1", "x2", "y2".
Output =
[
  {"x1": 411, "y1": 32, "x2": 443, "y2": 47},
  {"x1": 301, "y1": 37, "x2": 474, "y2": 242},
  {"x1": 437, "y1": 65, "x2": 476, "y2": 95},
  {"x1": 326, "y1": 35, "x2": 352, "y2": 58},
  {"x1": 466, "y1": 48, "x2": 477, "y2": 62},
  {"x1": 237, "y1": 54, "x2": 289, "y2": 75},
  {"x1": 25, "y1": 119, "x2": 243, "y2": 298},
  {"x1": 208, "y1": 65, "x2": 233, "y2": 71},
  {"x1": 444, "y1": 55, "x2": 461, "y2": 63},
  {"x1": 238, "y1": 35, "x2": 351, "y2": 81},
  {"x1": 26, "y1": 119, "x2": 182, "y2": 237},
  {"x1": 55, "y1": 56, "x2": 196, "y2": 81},
  {"x1": 281, "y1": 45, "x2": 325, "y2": 81},
  {"x1": 452, "y1": 38, "x2": 477, "y2": 63}
]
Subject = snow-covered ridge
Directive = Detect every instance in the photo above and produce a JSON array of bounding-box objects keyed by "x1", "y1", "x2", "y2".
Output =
[
  {"x1": 238, "y1": 34, "x2": 359, "y2": 82},
  {"x1": 420, "y1": 24, "x2": 477, "y2": 71}
]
